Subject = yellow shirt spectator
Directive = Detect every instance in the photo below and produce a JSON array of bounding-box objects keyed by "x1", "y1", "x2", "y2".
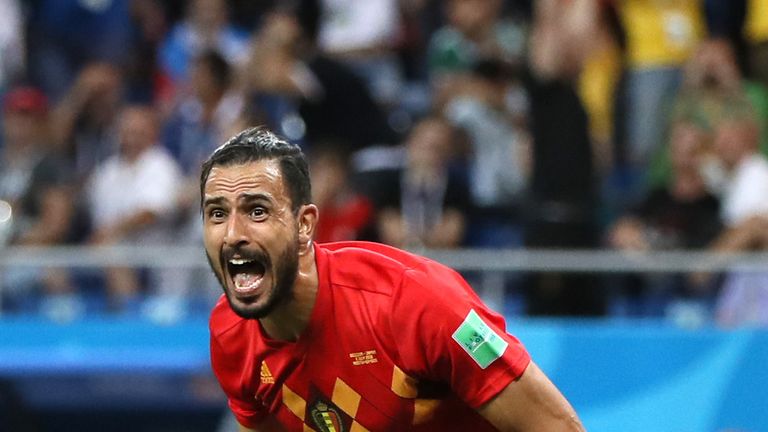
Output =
[
  {"x1": 619, "y1": 0, "x2": 705, "y2": 68},
  {"x1": 745, "y1": 0, "x2": 768, "y2": 43}
]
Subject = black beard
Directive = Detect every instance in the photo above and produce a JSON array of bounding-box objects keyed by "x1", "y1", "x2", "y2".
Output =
[{"x1": 206, "y1": 237, "x2": 299, "y2": 319}]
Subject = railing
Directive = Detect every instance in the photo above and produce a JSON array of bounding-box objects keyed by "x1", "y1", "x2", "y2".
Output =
[
  {"x1": 3, "y1": 245, "x2": 768, "y2": 272},
  {"x1": 3, "y1": 245, "x2": 768, "y2": 315}
]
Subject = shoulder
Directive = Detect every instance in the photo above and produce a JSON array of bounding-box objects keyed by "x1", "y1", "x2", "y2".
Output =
[
  {"x1": 318, "y1": 242, "x2": 469, "y2": 308},
  {"x1": 142, "y1": 146, "x2": 177, "y2": 165},
  {"x1": 139, "y1": 147, "x2": 182, "y2": 177},
  {"x1": 749, "y1": 155, "x2": 768, "y2": 177},
  {"x1": 318, "y1": 241, "x2": 441, "y2": 295},
  {"x1": 90, "y1": 156, "x2": 122, "y2": 182},
  {"x1": 732, "y1": 155, "x2": 768, "y2": 190}
]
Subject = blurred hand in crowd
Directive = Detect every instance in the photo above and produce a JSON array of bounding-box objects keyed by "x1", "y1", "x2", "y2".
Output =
[
  {"x1": 682, "y1": 38, "x2": 742, "y2": 94},
  {"x1": 242, "y1": 12, "x2": 304, "y2": 95}
]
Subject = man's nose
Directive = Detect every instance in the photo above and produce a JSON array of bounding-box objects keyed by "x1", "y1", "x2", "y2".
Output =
[{"x1": 223, "y1": 213, "x2": 249, "y2": 247}]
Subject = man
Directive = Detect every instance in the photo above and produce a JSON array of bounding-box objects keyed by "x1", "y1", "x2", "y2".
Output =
[
  {"x1": 87, "y1": 104, "x2": 182, "y2": 312},
  {"x1": 702, "y1": 107, "x2": 768, "y2": 326},
  {"x1": 376, "y1": 115, "x2": 469, "y2": 249},
  {"x1": 203, "y1": 127, "x2": 583, "y2": 431},
  {"x1": 0, "y1": 86, "x2": 77, "y2": 317}
]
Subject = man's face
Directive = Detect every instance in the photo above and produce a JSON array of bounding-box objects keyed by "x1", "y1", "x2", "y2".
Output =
[
  {"x1": 669, "y1": 122, "x2": 706, "y2": 172},
  {"x1": 202, "y1": 159, "x2": 300, "y2": 319},
  {"x1": 713, "y1": 120, "x2": 754, "y2": 169},
  {"x1": 118, "y1": 108, "x2": 157, "y2": 160}
]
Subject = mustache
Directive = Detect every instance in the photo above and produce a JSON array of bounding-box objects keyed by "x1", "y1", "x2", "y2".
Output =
[{"x1": 220, "y1": 247, "x2": 270, "y2": 267}]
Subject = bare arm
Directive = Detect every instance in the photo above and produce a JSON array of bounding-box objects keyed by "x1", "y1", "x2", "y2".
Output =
[
  {"x1": 529, "y1": 0, "x2": 601, "y2": 80},
  {"x1": 18, "y1": 185, "x2": 75, "y2": 245},
  {"x1": 89, "y1": 210, "x2": 159, "y2": 244},
  {"x1": 607, "y1": 216, "x2": 650, "y2": 251},
  {"x1": 709, "y1": 216, "x2": 768, "y2": 252},
  {"x1": 425, "y1": 208, "x2": 466, "y2": 248},
  {"x1": 477, "y1": 361, "x2": 584, "y2": 432}
]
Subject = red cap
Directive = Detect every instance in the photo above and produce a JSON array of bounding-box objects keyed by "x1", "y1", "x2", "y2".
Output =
[{"x1": 3, "y1": 87, "x2": 49, "y2": 116}]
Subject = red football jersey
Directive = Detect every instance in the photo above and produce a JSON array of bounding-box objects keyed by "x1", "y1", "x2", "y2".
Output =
[{"x1": 210, "y1": 241, "x2": 531, "y2": 431}]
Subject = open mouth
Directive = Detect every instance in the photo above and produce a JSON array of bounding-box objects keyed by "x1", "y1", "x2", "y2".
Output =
[{"x1": 226, "y1": 257, "x2": 267, "y2": 297}]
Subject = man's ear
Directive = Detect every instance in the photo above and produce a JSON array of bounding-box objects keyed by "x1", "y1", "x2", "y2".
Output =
[{"x1": 297, "y1": 204, "x2": 318, "y2": 251}]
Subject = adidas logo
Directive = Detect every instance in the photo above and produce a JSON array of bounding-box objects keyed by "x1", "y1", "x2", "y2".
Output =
[{"x1": 260, "y1": 362, "x2": 275, "y2": 384}]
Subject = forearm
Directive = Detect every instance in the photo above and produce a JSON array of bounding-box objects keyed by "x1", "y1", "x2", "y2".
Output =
[
  {"x1": 425, "y1": 210, "x2": 465, "y2": 248},
  {"x1": 478, "y1": 362, "x2": 584, "y2": 431},
  {"x1": 710, "y1": 217, "x2": 768, "y2": 252},
  {"x1": 18, "y1": 188, "x2": 75, "y2": 245},
  {"x1": 91, "y1": 210, "x2": 159, "y2": 244}
]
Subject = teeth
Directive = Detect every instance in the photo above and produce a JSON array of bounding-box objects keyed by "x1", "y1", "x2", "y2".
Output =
[{"x1": 229, "y1": 258, "x2": 253, "y2": 265}]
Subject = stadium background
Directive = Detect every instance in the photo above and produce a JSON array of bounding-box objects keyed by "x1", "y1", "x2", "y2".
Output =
[{"x1": 1, "y1": 0, "x2": 768, "y2": 431}]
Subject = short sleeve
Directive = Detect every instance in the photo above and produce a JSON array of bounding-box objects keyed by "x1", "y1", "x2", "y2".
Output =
[
  {"x1": 210, "y1": 333, "x2": 267, "y2": 428},
  {"x1": 389, "y1": 263, "x2": 531, "y2": 408},
  {"x1": 133, "y1": 150, "x2": 181, "y2": 215}
]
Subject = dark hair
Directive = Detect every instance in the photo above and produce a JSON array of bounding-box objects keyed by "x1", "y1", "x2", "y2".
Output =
[
  {"x1": 472, "y1": 57, "x2": 520, "y2": 83},
  {"x1": 195, "y1": 50, "x2": 231, "y2": 90},
  {"x1": 200, "y1": 126, "x2": 311, "y2": 213},
  {"x1": 273, "y1": 0, "x2": 321, "y2": 45}
]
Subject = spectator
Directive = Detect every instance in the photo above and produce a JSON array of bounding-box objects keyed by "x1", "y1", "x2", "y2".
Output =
[
  {"x1": 666, "y1": 39, "x2": 746, "y2": 157},
  {"x1": 315, "y1": 0, "x2": 405, "y2": 107},
  {"x1": 608, "y1": 119, "x2": 722, "y2": 316},
  {"x1": 701, "y1": 102, "x2": 768, "y2": 326},
  {"x1": 164, "y1": 51, "x2": 243, "y2": 177},
  {"x1": 0, "y1": 87, "x2": 78, "y2": 316},
  {"x1": 159, "y1": 0, "x2": 250, "y2": 90},
  {"x1": 443, "y1": 58, "x2": 530, "y2": 247},
  {"x1": 427, "y1": 0, "x2": 527, "y2": 109},
  {"x1": 52, "y1": 62, "x2": 125, "y2": 181},
  {"x1": 612, "y1": 0, "x2": 706, "y2": 196},
  {"x1": 523, "y1": 0, "x2": 603, "y2": 316},
  {"x1": 26, "y1": 0, "x2": 133, "y2": 100},
  {"x1": 309, "y1": 145, "x2": 374, "y2": 243},
  {"x1": 86, "y1": 105, "x2": 182, "y2": 312},
  {"x1": 0, "y1": 0, "x2": 24, "y2": 92},
  {"x1": 125, "y1": 0, "x2": 173, "y2": 104},
  {"x1": 240, "y1": 2, "x2": 396, "y2": 152},
  {"x1": 376, "y1": 115, "x2": 469, "y2": 249},
  {"x1": 668, "y1": 39, "x2": 768, "y2": 164},
  {"x1": 744, "y1": 0, "x2": 768, "y2": 88}
]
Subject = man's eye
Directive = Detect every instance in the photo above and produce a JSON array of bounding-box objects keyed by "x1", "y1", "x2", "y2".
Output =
[
  {"x1": 250, "y1": 207, "x2": 266, "y2": 219},
  {"x1": 209, "y1": 209, "x2": 226, "y2": 220}
]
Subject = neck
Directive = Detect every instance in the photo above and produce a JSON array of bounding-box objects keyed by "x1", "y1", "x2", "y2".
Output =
[
  {"x1": 259, "y1": 244, "x2": 319, "y2": 342},
  {"x1": 202, "y1": 90, "x2": 224, "y2": 109},
  {"x1": 200, "y1": 92, "x2": 224, "y2": 123},
  {"x1": 671, "y1": 169, "x2": 706, "y2": 200}
]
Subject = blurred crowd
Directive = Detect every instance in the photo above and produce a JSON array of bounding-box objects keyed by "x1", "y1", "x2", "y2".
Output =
[{"x1": 1, "y1": 0, "x2": 768, "y2": 326}]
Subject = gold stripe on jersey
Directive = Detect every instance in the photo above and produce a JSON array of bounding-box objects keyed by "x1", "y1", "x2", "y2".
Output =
[
  {"x1": 391, "y1": 365, "x2": 418, "y2": 398},
  {"x1": 282, "y1": 384, "x2": 307, "y2": 421},
  {"x1": 332, "y1": 378, "x2": 362, "y2": 418}
]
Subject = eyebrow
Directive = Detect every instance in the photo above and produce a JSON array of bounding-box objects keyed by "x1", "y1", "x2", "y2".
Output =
[
  {"x1": 202, "y1": 193, "x2": 273, "y2": 208},
  {"x1": 202, "y1": 196, "x2": 226, "y2": 208},
  {"x1": 239, "y1": 192, "x2": 273, "y2": 204}
]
